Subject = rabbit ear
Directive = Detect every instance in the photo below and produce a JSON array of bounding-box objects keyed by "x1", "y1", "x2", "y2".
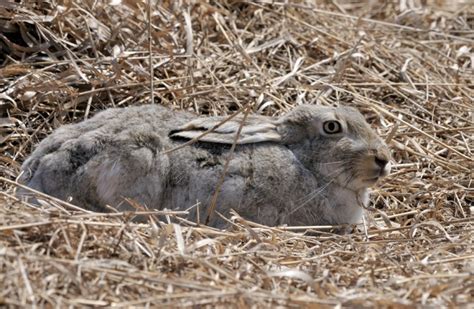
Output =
[
  {"x1": 169, "y1": 115, "x2": 282, "y2": 144},
  {"x1": 170, "y1": 105, "x2": 327, "y2": 145}
]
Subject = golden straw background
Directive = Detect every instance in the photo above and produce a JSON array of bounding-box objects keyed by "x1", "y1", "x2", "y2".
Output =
[{"x1": 1, "y1": 0, "x2": 472, "y2": 307}]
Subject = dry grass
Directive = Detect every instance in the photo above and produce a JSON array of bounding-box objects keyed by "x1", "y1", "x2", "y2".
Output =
[{"x1": 1, "y1": 0, "x2": 473, "y2": 307}]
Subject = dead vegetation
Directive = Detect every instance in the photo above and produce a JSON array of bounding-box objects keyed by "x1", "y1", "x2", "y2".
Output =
[{"x1": 0, "y1": 0, "x2": 473, "y2": 307}]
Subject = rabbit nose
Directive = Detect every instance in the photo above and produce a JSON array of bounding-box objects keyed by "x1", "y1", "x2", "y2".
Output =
[{"x1": 374, "y1": 156, "x2": 388, "y2": 169}]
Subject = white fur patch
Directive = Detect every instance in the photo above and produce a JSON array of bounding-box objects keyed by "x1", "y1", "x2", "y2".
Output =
[
  {"x1": 383, "y1": 161, "x2": 392, "y2": 176},
  {"x1": 328, "y1": 187, "x2": 368, "y2": 224}
]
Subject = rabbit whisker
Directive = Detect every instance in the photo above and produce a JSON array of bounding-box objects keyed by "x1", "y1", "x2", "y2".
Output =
[
  {"x1": 317, "y1": 160, "x2": 348, "y2": 166},
  {"x1": 290, "y1": 166, "x2": 347, "y2": 215},
  {"x1": 340, "y1": 169, "x2": 355, "y2": 189},
  {"x1": 289, "y1": 179, "x2": 335, "y2": 216}
]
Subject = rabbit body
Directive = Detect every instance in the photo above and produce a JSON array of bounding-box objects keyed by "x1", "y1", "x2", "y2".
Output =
[{"x1": 20, "y1": 104, "x2": 390, "y2": 227}]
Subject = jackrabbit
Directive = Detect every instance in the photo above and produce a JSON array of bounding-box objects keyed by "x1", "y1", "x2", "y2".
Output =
[{"x1": 19, "y1": 104, "x2": 391, "y2": 227}]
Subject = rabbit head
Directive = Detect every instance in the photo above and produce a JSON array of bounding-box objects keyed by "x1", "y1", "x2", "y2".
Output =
[{"x1": 171, "y1": 105, "x2": 391, "y2": 193}]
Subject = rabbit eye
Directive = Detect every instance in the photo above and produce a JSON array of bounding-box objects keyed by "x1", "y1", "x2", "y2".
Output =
[{"x1": 323, "y1": 120, "x2": 342, "y2": 134}]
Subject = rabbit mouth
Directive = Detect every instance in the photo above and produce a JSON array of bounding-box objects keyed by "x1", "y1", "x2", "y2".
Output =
[
  {"x1": 363, "y1": 168, "x2": 389, "y2": 184},
  {"x1": 361, "y1": 161, "x2": 391, "y2": 184},
  {"x1": 364, "y1": 176, "x2": 381, "y2": 184},
  {"x1": 365, "y1": 168, "x2": 388, "y2": 182}
]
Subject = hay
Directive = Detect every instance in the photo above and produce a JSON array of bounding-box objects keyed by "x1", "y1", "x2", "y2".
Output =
[{"x1": 1, "y1": 0, "x2": 472, "y2": 307}]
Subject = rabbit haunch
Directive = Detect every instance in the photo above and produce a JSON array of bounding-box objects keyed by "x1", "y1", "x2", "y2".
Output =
[{"x1": 19, "y1": 104, "x2": 391, "y2": 227}]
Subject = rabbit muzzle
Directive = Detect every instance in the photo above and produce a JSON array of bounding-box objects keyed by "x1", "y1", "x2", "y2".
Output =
[{"x1": 361, "y1": 148, "x2": 391, "y2": 184}]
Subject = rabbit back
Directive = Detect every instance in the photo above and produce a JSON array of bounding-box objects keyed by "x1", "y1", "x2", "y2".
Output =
[{"x1": 19, "y1": 105, "x2": 190, "y2": 211}]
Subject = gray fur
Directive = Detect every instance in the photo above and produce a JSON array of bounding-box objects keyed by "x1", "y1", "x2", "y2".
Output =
[{"x1": 19, "y1": 104, "x2": 391, "y2": 227}]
